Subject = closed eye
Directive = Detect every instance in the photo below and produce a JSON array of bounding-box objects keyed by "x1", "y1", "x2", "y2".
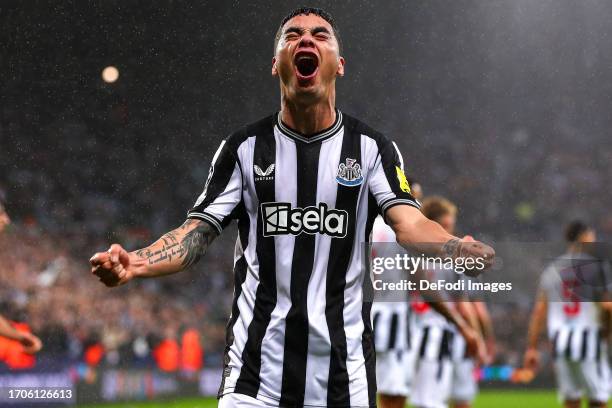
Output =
[
  {"x1": 311, "y1": 27, "x2": 332, "y2": 40},
  {"x1": 284, "y1": 27, "x2": 302, "y2": 41},
  {"x1": 283, "y1": 26, "x2": 332, "y2": 42}
]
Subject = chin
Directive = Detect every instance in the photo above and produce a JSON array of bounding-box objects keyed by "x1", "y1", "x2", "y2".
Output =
[{"x1": 287, "y1": 83, "x2": 323, "y2": 101}]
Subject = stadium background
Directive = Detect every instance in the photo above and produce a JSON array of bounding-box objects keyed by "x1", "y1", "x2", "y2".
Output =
[{"x1": 1, "y1": 0, "x2": 612, "y2": 406}]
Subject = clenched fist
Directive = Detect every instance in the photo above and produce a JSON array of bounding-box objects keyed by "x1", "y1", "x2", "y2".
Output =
[
  {"x1": 443, "y1": 237, "x2": 496, "y2": 277},
  {"x1": 462, "y1": 240, "x2": 495, "y2": 276},
  {"x1": 90, "y1": 243, "x2": 136, "y2": 287}
]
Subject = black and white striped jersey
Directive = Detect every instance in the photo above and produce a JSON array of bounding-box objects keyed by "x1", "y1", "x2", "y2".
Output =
[
  {"x1": 411, "y1": 265, "x2": 467, "y2": 363},
  {"x1": 539, "y1": 253, "x2": 611, "y2": 362},
  {"x1": 372, "y1": 302, "x2": 412, "y2": 353},
  {"x1": 371, "y1": 217, "x2": 413, "y2": 353},
  {"x1": 187, "y1": 110, "x2": 419, "y2": 407}
]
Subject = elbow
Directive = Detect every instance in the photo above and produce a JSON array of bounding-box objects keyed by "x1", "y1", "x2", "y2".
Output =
[
  {"x1": 394, "y1": 228, "x2": 411, "y2": 247},
  {"x1": 390, "y1": 218, "x2": 416, "y2": 245}
]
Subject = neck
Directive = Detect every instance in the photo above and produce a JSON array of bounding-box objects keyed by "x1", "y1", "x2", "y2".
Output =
[{"x1": 280, "y1": 91, "x2": 336, "y2": 135}]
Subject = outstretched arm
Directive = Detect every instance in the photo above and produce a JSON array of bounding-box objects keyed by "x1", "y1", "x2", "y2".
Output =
[
  {"x1": 90, "y1": 219, "x2": 217, "y2": 287},
  {"x1": 386, "y1": 205, "x2": 495, "y2": 276}
]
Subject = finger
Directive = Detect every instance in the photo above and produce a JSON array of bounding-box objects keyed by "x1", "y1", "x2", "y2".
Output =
[
  {"x1": 92, "y1": 260, "x2": 114, "y2": 277},
  {"x1": 111, "y1": 262, "x2": 125, "y2": 279},
  {"x1": 93, "y1": 263, "x2": 116, "y2": 279},
  {"x1": 19, "y1": 334, "x2": 38, "y2": 353},
  {"x1": 27, "y1": 337, "x2": 42, "y2": 353},
  {"x1": 93, "y1": 265, "x2": 110, "y2": 278},
  {"x1": 108, "y1": 244, "x2": 124, "y2": 264},
  {"x1": 102, "y1": 270, "x2": 125, "y2": 286},
  {"x1": 92, "y1": 266, "x2": 105, "y2": 277},
  {"x1": 24, "y1": 343, "x2": 41, "y2": 354},
  {"x1": 118, "y1": 248, "x2": 130, "y2": 267},
  {"x1": 90, "y1": 252, "x2": 110, "y2": 266}
]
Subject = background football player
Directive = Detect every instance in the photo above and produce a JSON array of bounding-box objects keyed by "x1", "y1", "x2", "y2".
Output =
[
  {"x1": 410, "y1": 196, "x2": 488, "y2": 408},
  {"x1": 524, "y1": 221, "x2": 611, "y2": 408}
]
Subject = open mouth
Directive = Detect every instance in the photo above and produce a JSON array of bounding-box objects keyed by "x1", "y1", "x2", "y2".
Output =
[{"x1": 294, "y1": 51, "x2": 319, "y2": 82}]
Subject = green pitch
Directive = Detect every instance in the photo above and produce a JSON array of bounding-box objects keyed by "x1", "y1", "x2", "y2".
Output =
[{"x1": 79, "y1": 390, "x2": 611, "y2": 407}]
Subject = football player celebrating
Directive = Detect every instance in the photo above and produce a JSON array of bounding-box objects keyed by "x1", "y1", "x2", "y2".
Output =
[{"x1": 90, "y1": 8, "x2": 494, "y2": 407}]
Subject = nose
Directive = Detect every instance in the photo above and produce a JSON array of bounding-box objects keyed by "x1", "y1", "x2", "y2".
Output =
[{"x1": 298, "y1": 33, "x2": 315, "y2": 49}]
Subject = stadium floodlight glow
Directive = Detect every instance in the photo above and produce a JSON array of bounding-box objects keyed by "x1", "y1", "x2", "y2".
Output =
[{"x1": 102, "y1": 66, "x2": 119, "y2": 83}]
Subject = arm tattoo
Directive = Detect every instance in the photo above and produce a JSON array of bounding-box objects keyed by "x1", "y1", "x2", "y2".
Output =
[
  {"x1": 179, "y1": 220, "x2": 216, "y2": 268},
  {"x1": 442, "y1": 238, "x2": 461, "y2": 259},
  {"x1": 136, "y1": 219, "x2": 217, "y2": 268}
]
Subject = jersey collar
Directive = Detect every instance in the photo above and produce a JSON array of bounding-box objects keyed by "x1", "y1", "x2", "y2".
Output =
[{"x1": 276, "y1": 109, "x2": 343, "y2": 143}]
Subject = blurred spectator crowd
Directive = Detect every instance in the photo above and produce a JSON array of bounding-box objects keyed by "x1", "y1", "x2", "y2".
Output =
[{"x1": 0, "y1": 224, "x2": 230, "y2": 370}]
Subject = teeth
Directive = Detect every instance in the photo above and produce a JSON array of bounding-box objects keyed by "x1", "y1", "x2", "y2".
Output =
[{"x1": 297, "y1": 55, "x2": 315, "y2": 62}]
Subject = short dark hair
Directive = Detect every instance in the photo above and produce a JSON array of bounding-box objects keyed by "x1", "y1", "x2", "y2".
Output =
[
  {"x1": 274, "y1": 7, "x2": 342, "y2": 54},
  {"x1": 565, "y1": 220, "x2": 590, "y2": 242}
]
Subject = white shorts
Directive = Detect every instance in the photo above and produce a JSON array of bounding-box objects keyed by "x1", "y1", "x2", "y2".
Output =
[
  {"x1": 376, "y1": 349, "x2": 415, "y2": 397},
  {"x1": 410, "y1": 359, "x2": 453, "y2": 408},
  {"x1": 554, "y1": 359, "x2": 610, "y2": 403},
  {"x1": 218, "y1": 393, "x2": 276, "y2": 407},
  {"x1": 450, "y1": 358, "x2": 478, "y2": 403}
]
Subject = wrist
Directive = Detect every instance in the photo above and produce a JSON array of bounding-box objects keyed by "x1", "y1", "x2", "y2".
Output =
[
  {"x1": 129, "y1": 252, "x2": 149, "y2": 278},
  {"x1": 441, "y1": 237, "x2": 461, "y2": 259}
]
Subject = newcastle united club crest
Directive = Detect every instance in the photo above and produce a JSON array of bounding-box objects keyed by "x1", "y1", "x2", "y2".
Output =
[{"x1": 336, "y1": 158, "x2": 363, "y2": 187}]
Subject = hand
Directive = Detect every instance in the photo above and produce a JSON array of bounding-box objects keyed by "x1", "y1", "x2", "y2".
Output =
[
  {"x1": 484, "y1": 338, "x2": 497, "y2": 365},
  {"x1": 17, "y1": 332, "x2": 43, "y2": 354},
  {"x1": 458, "y1": 239, "x2": 495, "y2": 277},
  {"x1": 90, "y1": 244, "x2": 135, "y2": 287},
  {"x1": 459, "y1": 325, "x2": 487, "y2": 365},
  {"x1": 523, "y1": 347, "x2": 540, "y2": 371}
]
